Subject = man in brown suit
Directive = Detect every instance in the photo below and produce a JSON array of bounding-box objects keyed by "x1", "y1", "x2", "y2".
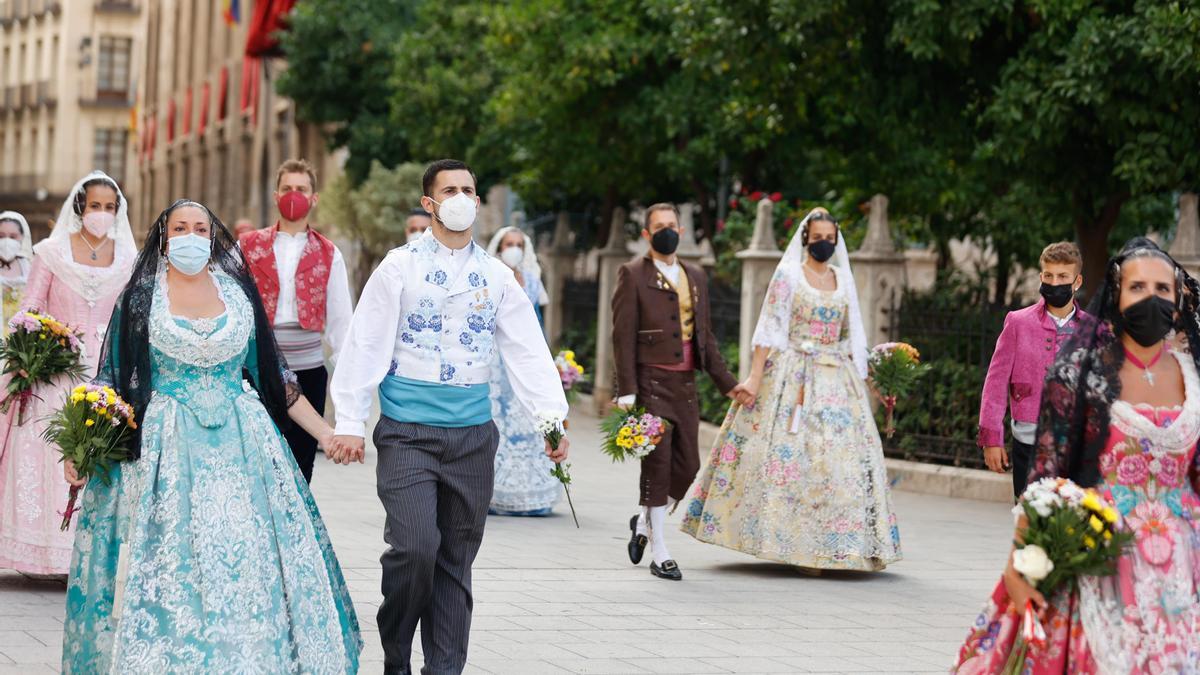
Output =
[{"x1": 611, "y1": 203, "x2": 748, "y2": 580}]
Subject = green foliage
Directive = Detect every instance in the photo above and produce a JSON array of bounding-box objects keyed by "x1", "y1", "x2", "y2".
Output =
[
  {"x1": 277, "y1": 0, "x2": 416, "y2": 183},
  {"x1": 559, "y1": 322, "x2": 598, "y2": 392},
  {"x1": 711, "y1": 191, "x2": 870, "y2": 284},
  {"x1": 282, "y1": 0, "x2": 1198, "y2": 281},
  {"x1": 698, "y1": 341, "x2": 740, "y2": 425},
  {"x1": 321, "y1": 161, "x2": 425, "y2": 289},
  {"x1": 868, "y1": 344, "x2": 931, "y2": 402},
  {"x1": 885, "y1": 358, "x2": 985, "y2": 456}
]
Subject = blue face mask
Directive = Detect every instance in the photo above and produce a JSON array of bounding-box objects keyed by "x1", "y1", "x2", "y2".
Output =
[{"x1": 167, "y1": 233, "x2": 211, "y2": 275}]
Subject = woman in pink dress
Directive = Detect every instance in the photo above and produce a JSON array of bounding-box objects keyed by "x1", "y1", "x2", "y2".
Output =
[
  {"x1": 954, "y1": 238, "x2": 1200, "y2": 673},
  {"x1": 0, "y1": 171, "x2": 136, "y2": 576}
]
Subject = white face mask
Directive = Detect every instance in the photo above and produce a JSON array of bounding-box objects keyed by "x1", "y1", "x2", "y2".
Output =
[
  {"x1": 406, "y1": 230, "x2": 424, "y2": 244},
  {"x1": 0, "y1": 238, "x2": 20, "y2": 262},
  {"x1": 430, "y1": 193, "x2": 477, "y2": 232},
  {"x1": 499, "y1": 246, "x2": 524, "y2": 269}
]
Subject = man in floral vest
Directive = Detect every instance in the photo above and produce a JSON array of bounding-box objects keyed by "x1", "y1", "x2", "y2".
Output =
[{"x1": 240, "y1": 158, "x2": 353, "y2": 482}]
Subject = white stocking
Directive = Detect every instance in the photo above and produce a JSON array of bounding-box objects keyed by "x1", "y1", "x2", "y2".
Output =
[
  {"x1": 636, "y1": 506, "x2": 649, "y2": 537},
  {"x1": 649, "y1": 505, "x2": 672, "y2": 565}
]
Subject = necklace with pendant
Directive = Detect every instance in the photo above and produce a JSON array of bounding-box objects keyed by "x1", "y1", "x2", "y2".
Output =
[
  {"x1": 79, "y1": 233, "x2": 109, "y2": 261},
  {"x1": 1125, "y1": 345, "x2": 1167, "y2": 386}
]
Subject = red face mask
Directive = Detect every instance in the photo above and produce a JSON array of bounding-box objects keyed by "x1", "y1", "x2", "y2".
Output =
[{"x1": 277, "y1": 191, "x2": 313, "y2": 221}]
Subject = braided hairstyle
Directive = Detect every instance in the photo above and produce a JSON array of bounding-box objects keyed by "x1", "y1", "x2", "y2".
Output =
[
  {"x1": 72, "y1": 176, "x2": 124, "y2": 217},
  {"x1": 800, "y1": 210, "x2": 840, "y2": 246}
]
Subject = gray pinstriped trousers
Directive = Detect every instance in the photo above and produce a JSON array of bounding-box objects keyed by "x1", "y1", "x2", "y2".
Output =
[{"x1": 374, "y1": 416, "x2": 499, "y2": 675}]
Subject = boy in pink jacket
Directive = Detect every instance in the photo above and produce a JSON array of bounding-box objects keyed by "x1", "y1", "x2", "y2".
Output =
[{"x1": 979, "y1": 242, "x2": 1087, "y2": 498}]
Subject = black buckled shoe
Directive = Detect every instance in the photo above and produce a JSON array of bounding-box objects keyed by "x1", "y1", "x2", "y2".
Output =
[
  {"x1": 650, "y1": 560, "x2": 682, "y2": 581},
  {"x1": 628, "y1": 515, "x2": 648, "y2": 565}
]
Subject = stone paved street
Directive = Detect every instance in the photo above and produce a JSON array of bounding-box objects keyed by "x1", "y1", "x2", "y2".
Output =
[{"x1": 0, "y1": 405, "x2": 1013, "y2": 674}]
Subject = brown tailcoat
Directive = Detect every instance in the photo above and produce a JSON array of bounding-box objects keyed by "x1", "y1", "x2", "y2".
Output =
[{"x1": 611, "y1": 256, "x2": 738, "y2": 399}]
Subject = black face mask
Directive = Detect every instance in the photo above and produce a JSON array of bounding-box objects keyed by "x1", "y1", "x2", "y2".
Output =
[
  {"x1": 1040, "y1": 282, "x2": 1076, "y2": 309},
  {"x1": 1118, "y1": 295, "x2": 1176, "y2": 347},
  {"x1": 651, "y1": 228, "x2": 680, "y2": 255},
  {"x1": 807, "y1": 239, "x2": 836, "y2": 263}
]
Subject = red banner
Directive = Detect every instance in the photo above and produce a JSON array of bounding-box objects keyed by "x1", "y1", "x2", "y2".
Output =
[
  {"x1": 245, "y1": 0, "x2": 296, "y2": 58},
  {"x1": 199, "y1": 82, "x2": 210, "y2": 135}
]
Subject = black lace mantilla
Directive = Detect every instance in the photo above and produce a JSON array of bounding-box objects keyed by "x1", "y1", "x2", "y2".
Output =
[{"x1": 95, "y1": 200, "x2": 299, "y2": 458}]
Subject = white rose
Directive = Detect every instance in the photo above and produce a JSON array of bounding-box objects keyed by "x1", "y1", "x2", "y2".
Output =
[{"x1": 1012, "y1": 545, "x2": 1055, "y2": 583}]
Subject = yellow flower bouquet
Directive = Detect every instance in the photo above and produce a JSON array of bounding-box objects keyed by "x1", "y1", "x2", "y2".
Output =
[
  {"x1": 1, "y1": 310, "x2": 87, "y2": 424},
  {"x1": 43, "y1": 383, "x2": 137, "y2": 530},
  {"x1": 600, "y1": 406, "x2": 667, "y2": 463}
]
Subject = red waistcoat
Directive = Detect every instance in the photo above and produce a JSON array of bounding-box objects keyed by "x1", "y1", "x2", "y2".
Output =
[{"x1": 240, "y1": 224, "x2": 335, "y2": 332}]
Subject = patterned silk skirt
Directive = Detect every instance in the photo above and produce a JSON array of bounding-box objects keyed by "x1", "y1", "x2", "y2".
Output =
[{"x1": 680, "y1": 344, "x2": 902, "y2": 571}]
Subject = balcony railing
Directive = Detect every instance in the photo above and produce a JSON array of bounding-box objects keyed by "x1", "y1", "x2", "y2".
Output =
[
  {"x1": 19, "y1": 83, "x2": 34, "y2": 109},
  {"x1": 2, "y1": 87, "x2": 15, "y2": 111},
  {"x1": 0, "y1": 174, "x2": 47, "y2": 195},
  {"x1": 95, "y1": 0, "x2": 138, "y2": 13},
  {"x1": 36, "y1": 80, "x2": 56, "y2": 107}
]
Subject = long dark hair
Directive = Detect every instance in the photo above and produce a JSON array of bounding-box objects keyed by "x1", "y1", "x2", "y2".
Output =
[
  {"x1": 95, "y1": 199, "x2": 296, "y2": 457},
  {"x1": 1029, "y1": 237, "x2": 1200, "y2": 487}
]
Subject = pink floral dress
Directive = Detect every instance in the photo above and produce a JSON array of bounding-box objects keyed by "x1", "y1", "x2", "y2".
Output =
[
  {"x1": 0, "y1": 241, "x2": 133, "y2": 574},
  {"x1": 954, "y1": 350, "x2": 1200, "y2": 673}
]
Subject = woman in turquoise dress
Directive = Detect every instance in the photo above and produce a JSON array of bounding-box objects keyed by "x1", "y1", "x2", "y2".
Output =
[{"x1": 61, "y1": 200, "x2": 362, "y2": 673}]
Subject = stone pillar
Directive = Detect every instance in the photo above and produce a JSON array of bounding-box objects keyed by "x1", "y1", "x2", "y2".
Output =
[
  {"x1": 592, "y1": 207, "x2": 632, "y2": 414},
  {"x1": 848, "y1": 194, "x2": 907, "y2": 348},
  {"x1": 1170, "y1": 193, "x2": 1200, "y2": 278},
  {"x1": 674, "y1": 202, "x2": 706, "y2": 266},
  {"x1": 735, "y1": 199, "x2": 783, "y2": 380},
  {"x1": 541, "y1": 211, "x2": 574, "y2": 347}
]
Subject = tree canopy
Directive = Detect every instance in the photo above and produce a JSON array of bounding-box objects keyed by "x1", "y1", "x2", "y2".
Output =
[{"x1": 280, "y1": 0, "x2": 1199, "y2": 297}]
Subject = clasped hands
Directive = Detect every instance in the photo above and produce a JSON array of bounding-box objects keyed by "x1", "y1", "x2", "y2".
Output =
[
  {"x1": 322, "y1": 432, "x2": 570, "y2": 465},
  {"x1": 324, "y1": 433, "x2": 366, "y2": 465},
  {"x1": 616, "y1": 378, "x2": 759, "y2": 411}
]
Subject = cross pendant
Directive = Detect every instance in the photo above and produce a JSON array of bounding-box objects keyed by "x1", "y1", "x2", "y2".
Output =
[{"x1": 1145, "y1": 370, "x2": 1155, "y2": 386}]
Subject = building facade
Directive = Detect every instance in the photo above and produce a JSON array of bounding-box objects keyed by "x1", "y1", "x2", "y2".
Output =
[
  {"x1": 130, "y1": 0, "x2": 336, "y2": 240},
  {"x1": 0, "y1": 0, "x2": 144, "y2": 239}
]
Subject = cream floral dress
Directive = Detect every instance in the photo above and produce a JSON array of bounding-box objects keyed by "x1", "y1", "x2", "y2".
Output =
[{"x1": 680, "y1": 268, "x2": 902, "y2": 570}]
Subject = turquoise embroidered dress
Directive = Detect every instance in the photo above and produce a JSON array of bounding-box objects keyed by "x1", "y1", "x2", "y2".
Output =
[{"x1": 62, "y1": 271, "x2": 361, "y2": 673}]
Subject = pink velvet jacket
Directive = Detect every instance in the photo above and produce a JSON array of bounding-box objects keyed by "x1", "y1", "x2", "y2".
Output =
[{"x1": 977, "y1": 298, "x2": 1089, "y2": 448}]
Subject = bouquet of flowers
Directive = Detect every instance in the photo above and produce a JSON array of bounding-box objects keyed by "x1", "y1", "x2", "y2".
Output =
[
  {"x1": 1002, "y1": 477, "x2": 1130, "y2": 674},
  {"x1": 554, "y1": 350, "x2": 586, "y2": 403},
  {"x1": 0, "y1": 310, "x2": 87, "y2": 425},
  {"x1": 43, "y1": 384, "x2": 137, "y2": 531},
  {"x1": 867, "y1": 342, "x2": 930, "y2": 438},
  {"x1": 600, "y1": 406, "x2": 668, "y2": 463},
  {"x1": 535, "y1": 414, "x2": 578, "y2": 528}
]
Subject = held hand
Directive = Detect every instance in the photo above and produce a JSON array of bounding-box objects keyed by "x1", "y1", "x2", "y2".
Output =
[
  {"x1": 545, "y1": 435, "x2": 570, "y2": 463},
  {"x1": 1003, "y1": 560, "x2": 1047, "y2": 618},
  {"x1": 730, "y1": 378, "x2": 759, "y2": 407},
  {"x1": 316, "y1": 426, "x2": 335, "y2": 454},
  {"x1": 984, "y1": 446, "x2": 1009, "y2": 474},
  {"x1": 330, "y1": 435, "x2": 366, "y2": 465},
  {"x1": 63, "y1": 459, "x2": 86, "y2": 488}
]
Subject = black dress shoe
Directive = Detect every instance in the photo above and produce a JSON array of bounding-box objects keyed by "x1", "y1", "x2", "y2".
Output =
[
  {"x1": 628, "y1": 515, "x2": 648, "y2": 565},
  {"x1": 650, "y1": 560, "x2": 683, "y2": 580}
]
